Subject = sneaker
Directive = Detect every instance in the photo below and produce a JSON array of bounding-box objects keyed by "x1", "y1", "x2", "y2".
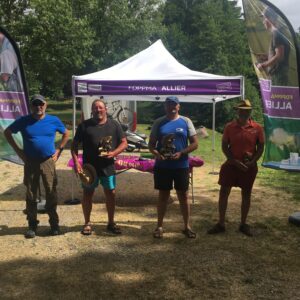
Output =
[
  {"x1": 49, "y1": 225, "x2": 61, "y2": 236},
  {"x1": 153, "y1": 227, "x2": 164, "y2": 238},
  {"x1": 239, "y1": 224, "x2": 253, "y2": 237},
  {"x1": 24, "y1": 220, "x2": 39, "y2": 238},
  {"x1": 24, "y1": 228, "x2": 36, "y2": 239},
  {"x1": 107, "y1": 223, "x2": 122, "y2": 235},
  {"x1": 207, "y1": 223, "x2": 225, "y2": 234}
]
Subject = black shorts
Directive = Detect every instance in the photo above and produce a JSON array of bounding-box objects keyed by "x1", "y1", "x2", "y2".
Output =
[{"x1": 154, "y1": 168, "x2": 189, "y2": 191}]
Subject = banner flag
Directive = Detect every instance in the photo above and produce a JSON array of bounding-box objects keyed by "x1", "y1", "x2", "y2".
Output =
[
  {"x1": 0, "y1": 27, "x2": 29, "y2": 163},
  {"x1": 242, "y1": 0, "x2": 300, "y2": 171}
]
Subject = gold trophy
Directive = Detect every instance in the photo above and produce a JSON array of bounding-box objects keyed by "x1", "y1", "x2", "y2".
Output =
[
  {"x1": 160, "y1": 133, "x2": 176, "y2": 159},
  {"x1": 98, "y1": 136, "x2": 113, "y2": 157},
  {"x1": 78, "y1": 164, "x2": 97, "y2": 188}
]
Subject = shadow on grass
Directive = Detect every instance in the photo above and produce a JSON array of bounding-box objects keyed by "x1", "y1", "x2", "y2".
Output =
[
  {"x1": 0, "y1": 170, "x2": 157, "y2": 205},
  {"x1": 1, "y1": 214, "x2": 300, "y2": 299}
]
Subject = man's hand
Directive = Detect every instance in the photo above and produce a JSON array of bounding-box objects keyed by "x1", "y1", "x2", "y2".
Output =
[
  {"x1": 52, "y1": 149, "x2": 61, "y2": 162},
  {"x1": 228, "y1": 159, "x2": 248, "y2": 172},
  {"x1": 256, "y1": 62, "x2": 266, "y2": 70},
  {"x1": 74, "y1": 161, "x2": 82, "y2": 174},
  {"x1": 105, "y1": 151, "x2": 117, "y2": 159},
  {"x1": 154, "y1": 152, "x2": 165, "y2": 160},
  {"x1": 245, "y1": 160, "x2": 256, "y2": 168},
  {"x1": 172, "y1": 152, "x2": 182, "y2": 160}
]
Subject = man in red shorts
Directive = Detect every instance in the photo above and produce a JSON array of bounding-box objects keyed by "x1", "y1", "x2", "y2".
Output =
[{"x1": 207, "y1": 99, "x2": 264, "y2": 236}]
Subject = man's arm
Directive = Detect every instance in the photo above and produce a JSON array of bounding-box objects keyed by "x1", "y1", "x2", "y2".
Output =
[
  {"x1": 52, "y1": 129, "x2": 70, "y2": 162},
  {"x1": 222, "y1": 139, "x2": 248, "y2": 172},
  {"x1": 148, "y1": 135, "x2": 165, "y2": 160},
  {"x1": 106, "y1": 137, "x2": 128, "y2": 158},
  {"x1": 257, "y1": 45, "x2": 284, "y2": 70},
  {"x1": 245, "y1": 142, "x2": 264, "y2": 168},
  {"x1": 70, "y1": 138, "x2": 82, "y2": 174},
  {"x1": 3, "y1": 127, "x2": 26, "y2": 162}
]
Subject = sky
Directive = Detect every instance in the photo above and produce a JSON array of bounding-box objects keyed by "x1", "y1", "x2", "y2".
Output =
[{"x1": 237, "y1": 0, "x2": 300, "y2": 31}]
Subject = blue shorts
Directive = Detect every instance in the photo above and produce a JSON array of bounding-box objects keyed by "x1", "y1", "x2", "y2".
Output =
[{"x1": 83, "y1": 175, "x2": 116, "y2": 191}]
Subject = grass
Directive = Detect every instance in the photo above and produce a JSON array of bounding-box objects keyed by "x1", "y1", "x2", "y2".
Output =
[
  {"x1": 257, "y1": 166, "x2": 300, "y2": 201},
  {"x1": 2, "y1": 112, "x2": 300, "y2": 299}
]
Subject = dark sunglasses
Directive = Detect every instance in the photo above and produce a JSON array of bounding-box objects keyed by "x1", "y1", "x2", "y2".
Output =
[{"x1": 32, "y1": 101, "x2": 45, "y2": 107}]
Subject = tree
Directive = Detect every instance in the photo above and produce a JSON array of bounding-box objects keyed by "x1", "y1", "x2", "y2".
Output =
[
  {"x1": 10, "y1": 0, "x2": 94, "y2": 97},
  {"x1": 71, "y1": 0, "x2": 165, "y2": 73},
  {"x1": 161, "y1": 0, "x2": 262, "y2": 129}
]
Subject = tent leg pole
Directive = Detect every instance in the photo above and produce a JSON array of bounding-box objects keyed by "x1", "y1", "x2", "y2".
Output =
[
  {"x1": 71, "y1": 96, "x2": 76, "y2": 201},
  {"x1": 64, "y1": 95, "x2": 80, "y2": 205},
  {"x1": 209, "y1": 99, "x2": 218, "y2": 175}
]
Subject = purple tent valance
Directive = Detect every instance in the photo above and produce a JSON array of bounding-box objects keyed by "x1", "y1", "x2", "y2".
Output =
[{"x1": 74, "y1": 79, "x2": 242, "y2": 96}]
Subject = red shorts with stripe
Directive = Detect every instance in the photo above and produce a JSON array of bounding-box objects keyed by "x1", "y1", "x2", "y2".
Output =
[{"x1": 218, "y1": 162, "x2": 258, "y2": 190}]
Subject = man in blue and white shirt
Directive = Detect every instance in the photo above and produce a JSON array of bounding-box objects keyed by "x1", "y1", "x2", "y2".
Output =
[{"x1": 149, "y1": 96, "x2": 198, "y2": 238}]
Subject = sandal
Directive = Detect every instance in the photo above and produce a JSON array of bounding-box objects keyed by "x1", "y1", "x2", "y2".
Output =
[
  {"x1": 182, "y1": 228, "x2": 196, "y2": 238},
  {"x1": 153, "y1": 227, "x2": 163, "y2": 238},
  {"x1": 107, "y1": 223, "x2": 122, "y2": 235},
  {"x1": 239, "y1": 223, "x2": 253, "y2": 237},
  {"x1": 207, "y1": 223, "x2": 225, "y2": 234},
  {"x1": 81, "y1": 224, "x2": 92, "y2": 235}
]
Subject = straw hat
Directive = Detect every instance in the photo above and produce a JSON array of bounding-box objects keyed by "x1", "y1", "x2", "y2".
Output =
[
  {"x1": 78, "y1": 164, "x2": 97, "y2": 188},
  {"x1": 234, "y1": 99, "x2": 252, "y2": 110}
]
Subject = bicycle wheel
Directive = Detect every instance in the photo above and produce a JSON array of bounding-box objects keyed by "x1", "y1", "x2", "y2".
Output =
[{"x1": 117, "y1": 107, "x2": 134, "y2": 127}]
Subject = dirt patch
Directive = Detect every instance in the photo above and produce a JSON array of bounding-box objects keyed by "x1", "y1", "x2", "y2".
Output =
[{"x1": 1, "y1": 152, "x2": 300, "y2": 299}]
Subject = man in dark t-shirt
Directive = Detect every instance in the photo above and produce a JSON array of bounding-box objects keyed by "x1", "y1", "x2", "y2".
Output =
[
  {"x1": 256, "y1": 6, "x2": 290, "y2": 86},
  {"x1": 71, "y1": 99, "x2": 127, "y2": 235}
]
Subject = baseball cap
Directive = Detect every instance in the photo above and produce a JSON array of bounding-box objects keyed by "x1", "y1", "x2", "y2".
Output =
[
  {"x1": 31, "y1": 94, "x2": 46, "y2": 104},
  {"x1": 165, "y1": 96, "x2": 180, "y2": 104},
  {"x1": 261, "y1": 7, "x2": 277, "y2": 24},
  {"x1": 234, "y1": 99, "x2": 252, "y2": 110}
]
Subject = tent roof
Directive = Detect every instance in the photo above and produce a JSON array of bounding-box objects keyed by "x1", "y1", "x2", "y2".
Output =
[{"x1": 73, "y1": 40, "x2": 243, "y2": 103}]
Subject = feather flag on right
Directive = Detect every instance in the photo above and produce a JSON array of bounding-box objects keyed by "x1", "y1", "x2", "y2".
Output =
[{"x1": 242, "y1": 0, "x2": 300, "y2": 170}]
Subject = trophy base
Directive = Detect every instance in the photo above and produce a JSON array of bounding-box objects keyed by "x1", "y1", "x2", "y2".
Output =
[
  {"x1": 98, "y1": 151, "x2": 109, "y2": 157},
  {"x1": 161, "y1": 153, "x2": 175, "y2": 159}
]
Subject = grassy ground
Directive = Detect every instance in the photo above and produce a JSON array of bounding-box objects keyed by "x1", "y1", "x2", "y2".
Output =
[
  {"x1": 1, "y1": 148, "x2": 300, "y2": 300},
  {"x1": 2, "y1": 101, "x2": 299, "y2": 299}
]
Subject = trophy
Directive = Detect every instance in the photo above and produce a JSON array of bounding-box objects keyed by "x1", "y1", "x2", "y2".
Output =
[
  {"x1": 160, "y1": 133, "x2": 176, "y2": 159},
  {"x1": 78, "y1": 164, "x2": 97, "y2": 188},
  {"x1": 98, "y1": 136, "x2": 113, "y2": 156}
]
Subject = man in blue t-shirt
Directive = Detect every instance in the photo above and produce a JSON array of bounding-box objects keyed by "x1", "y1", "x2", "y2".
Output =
[
  {"x1": 149, "y1": 96, "x2": 198, "y2": 238},
  {"x1": 4, "y1": 95, "x2": 69, "y2": 238}
]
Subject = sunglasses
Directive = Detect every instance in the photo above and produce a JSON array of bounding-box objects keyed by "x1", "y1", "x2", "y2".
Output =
[{"x1": 32, "y1": 101, "x2": 45, "y2": 107}]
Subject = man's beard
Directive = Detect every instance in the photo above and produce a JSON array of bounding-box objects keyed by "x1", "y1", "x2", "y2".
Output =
[{"x1": 93, "y1": 112, "x2": 104, "y2": 120}]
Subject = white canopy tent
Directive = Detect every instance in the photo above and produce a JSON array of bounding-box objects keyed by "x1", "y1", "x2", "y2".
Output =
[
  {"x1": 72, "y1": 39, "x2": 244, "y2": 172},
  {"x1": 72, "y1": 39, "x2": 244, "y2": 102}
]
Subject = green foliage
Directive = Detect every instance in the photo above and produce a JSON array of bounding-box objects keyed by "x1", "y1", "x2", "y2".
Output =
[
  {"x1": 71, "y1": 0, "x2": 166, "y2": 72},
  {"x1": 0, "y1": 0, "x2": 270, "y2": 131},
  {"x1": 13, "y1": 0, "x2": 94, "y2": 97},
  {"x1": 161, "y1": 0, "x2": 263, "y2": 130}
]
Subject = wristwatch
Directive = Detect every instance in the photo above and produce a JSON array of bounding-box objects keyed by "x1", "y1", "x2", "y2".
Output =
[{"x1": 59, "y1": 146, "x2": 64, "y2": 152}]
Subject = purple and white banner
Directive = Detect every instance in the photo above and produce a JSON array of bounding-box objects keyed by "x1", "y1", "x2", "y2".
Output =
[
  {"x1": 74, "y1": 79, "x2": 242, "y2": 96},
  {"x1": 242, "y1": 0, "x2": 300, "y2": 171},
  {"x1": 0, "y1": 27, "x2": 29, "y2": 162}
]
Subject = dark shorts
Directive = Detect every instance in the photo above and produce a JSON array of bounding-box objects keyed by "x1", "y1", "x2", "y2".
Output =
[
  {"x1": 218, "y1": 162, "x2": 258, "y2": 190},
  {"x1": 154, "y1": 168, "x2": 189, "y2": 191}
]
